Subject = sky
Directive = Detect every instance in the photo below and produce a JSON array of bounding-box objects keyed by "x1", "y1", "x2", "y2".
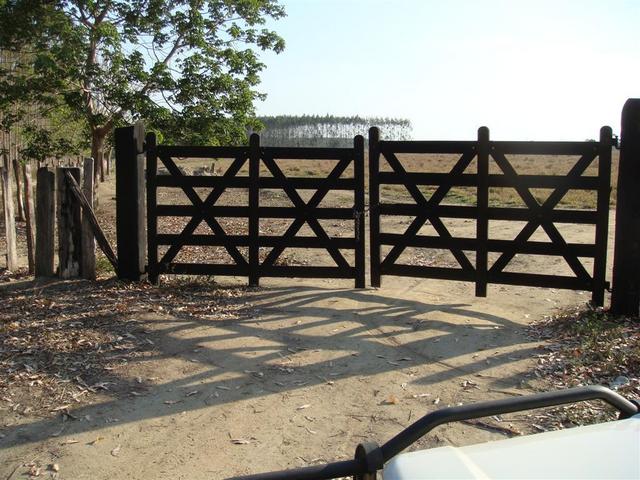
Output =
[{"x1": 255, "y1": 0, "x2": 640, "y2": 140}]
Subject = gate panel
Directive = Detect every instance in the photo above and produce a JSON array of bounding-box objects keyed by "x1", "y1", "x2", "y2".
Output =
[{"x1": 369, "y1": 126, "x2": 613, "y2": 305}]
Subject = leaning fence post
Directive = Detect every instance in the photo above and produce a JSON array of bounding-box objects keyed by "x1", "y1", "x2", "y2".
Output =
[
  {"x1": 57, "y1": 167, "x2": 82, "y2": 278},
  {"x1": 35, "y1": 167, "x2": 55, "y2": 276},
  {"x1": 115, "y1": 121, "x2": 146, "y2": 281},
  {"x1": 369, "y1": 127, "x2": 381, "y2": 288},
  {"x1": 611, "y1": 98, "x2": 640, "y2": 315}
]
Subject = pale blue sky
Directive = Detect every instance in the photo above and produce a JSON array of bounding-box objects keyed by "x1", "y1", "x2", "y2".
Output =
[{"x1": 256, "y1": 0, "x2": 640, "y2": 140}]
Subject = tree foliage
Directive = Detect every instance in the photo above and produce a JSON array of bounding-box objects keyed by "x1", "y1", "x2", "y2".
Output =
[{"x1": 0, "y1": 0, "x2": 286, "y2": 161}]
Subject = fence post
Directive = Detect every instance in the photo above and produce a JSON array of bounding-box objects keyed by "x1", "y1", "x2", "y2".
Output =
[
  {"x1": 35, "y1": 167, "x2": 55, "y2": 276},
  {"x1": 476, "y1": 126, "x2": 490, "y2": 297},
  {"x1": 23, "y1": 162, "x2": 36, "y2": 274},
  {"x1": 57, "y1": 167, "x2": 82, "y2": 278},
  {"x1": 592, "y1": 126, "x2": 612, "y2": 307},
  {"x1": 81, "y1": 157, "x2": 96, "y2": 279},
  {"x1": 611, "y1": 99, "x2": 640, "y2": 315},
  {"x1": 115, "y1": 122, "x2": 146, "y2": 281},
  {"x1": 369, "y1": 127, "x2": 381, "y2": 287},
  {"x1": 145, "y1": 131, "x2": 158, "y2": 284},
  {"x1": 354, "y1": 134, "x2": 365, "y2": 288},
  {"x1": 249, "y1": 133, "x2": 260, "y2": 287},
  {"x1": 1, "y1": 164, "x2": 18, "y2": 270}
]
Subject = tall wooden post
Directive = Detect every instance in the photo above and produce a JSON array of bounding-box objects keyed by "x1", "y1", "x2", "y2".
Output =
[
  {"x1": 1, "y1": 165, "x2": 18, "y2": 270},
  {"x1": 23, "y1": 162, "x2": 36, "y2": 273},
  {"x1": 369, "y1": 127, "x2": 381, "y2": 287},
  {"x1": 115, "y1": 122, "x2": 146, "y2": 281},
  {"x1": 611, "y1": 99, "x2": 640, "y2": 315},
  {"x1": 476, "y1": 126, "x2": 490, "y2": 297},
  {"x1": 57, "y1": 167, "x2": 82, "y2": 278},
  {"x1": 354, "y1": 134, "x2": 365, "y2": 288},
  {"x1": 81, "y1": 158, "x2": 96, "y2": 279},
  {"x1": 35, "y1": 167, "x2": 55, "y2": 276},
  {"x1": 248, "y1": 133, "x2": 260, "y2": 287}
]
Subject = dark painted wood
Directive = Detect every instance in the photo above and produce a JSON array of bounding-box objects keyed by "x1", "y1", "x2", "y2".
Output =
[
  {"x1": 145, "y1": 132, "x2": 159, "y2": 284},
  {"x1": 57, "y1": 167, "x2": 82, "y2": 279},
  {"x1": 369, "y1": 127, "x2": 381, "y2": 287},
  {"x1": 249, "y1": 133, "x2": 260, "y2": 286},
  {"x1": 35, "y1": 167, "x2": 55, "y2": 277},
  {"x1": 476, "y1": 127, "x2": 489, "y2": 297},
  {"x1": 354, "y1": 135, "x2": 366, "y2": 288},
  {"x1": 592, "y1": 126, "x2": 612, "y2": 306},
  {"x1": 611, "y1": 99, "x2": 640, "y2": 315}
]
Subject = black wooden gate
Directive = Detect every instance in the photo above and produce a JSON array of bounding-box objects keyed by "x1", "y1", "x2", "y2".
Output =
[
  {"x1": 369, "y1": 126, "x2": 613, "y2": 305},
  {"x1": 146, "y1": 134, "x2": 365, "y2": 287}
]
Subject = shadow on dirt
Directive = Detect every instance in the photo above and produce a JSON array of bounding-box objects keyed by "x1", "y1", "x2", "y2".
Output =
[{"x1": 0, "y1": 278, "x2": 536, "y2": 450}]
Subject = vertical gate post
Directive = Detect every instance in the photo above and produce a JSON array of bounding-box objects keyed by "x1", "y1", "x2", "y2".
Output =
[
  {"x1": 592, "y1": 126, "x2": 612, "y2": 307},
  {"x1": 476, "y1": 127, "x2": 490, "y2": 297},
  {"x1": 35, "y1": 167, "x2": 55, "y2": 277},
  {"x1": 115, "y1": 122, "x2": 147, "y2": 281},
  {"x1": 354, "y1": 134, "x2": 365, "y2": 288},
  {"x1": 611, "y1": 99, "x2": 640, "y2": 315},
  {"x1": 145, "y1": 131, "x2": 158, "y2": 284},
  {"x1": 57, "y1": 167, "x2": 82, "y2": 278},
  {"x1": 81, "y1": 157, "x2": 96, "y2": 279},
  {"x1": 248, "y1": 133, "x2": 260, "y2": 287},
  {"x1": 369, "y1": 127, "x2": 381, "y2": 287}
]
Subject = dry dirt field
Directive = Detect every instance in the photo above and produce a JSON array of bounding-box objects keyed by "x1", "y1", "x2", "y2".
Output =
[{"x1": 0, "y1": 150, "x2": 623, "y2": 479}]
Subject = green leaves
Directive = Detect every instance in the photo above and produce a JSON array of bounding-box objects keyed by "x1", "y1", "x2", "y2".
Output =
[{"x1": 0, "y1": 0, "x2": 286, "y2": 154}]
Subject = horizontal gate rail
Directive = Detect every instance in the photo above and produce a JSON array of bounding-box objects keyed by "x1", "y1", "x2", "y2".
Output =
[
  {"x1": 147, "y1": 134, "x2": 365, "y2": 287},
  {"x1": 370, "y1": 125, "x2": 613, "y2": 305}
]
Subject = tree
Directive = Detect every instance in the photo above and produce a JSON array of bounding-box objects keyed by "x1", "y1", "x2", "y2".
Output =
[{"x1": 0, "y1": 0, "x2": 285, "y2": 171}]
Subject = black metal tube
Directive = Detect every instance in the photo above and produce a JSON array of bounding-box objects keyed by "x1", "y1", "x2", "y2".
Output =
[
  {"x1": 226, "y1": 459, "x2": 363, "y2": 480},
  {"x1": 380, "y1": 385, "x2": 638, "y2": 461}
]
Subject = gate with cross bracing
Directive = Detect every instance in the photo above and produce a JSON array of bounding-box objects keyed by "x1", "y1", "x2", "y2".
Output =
[
  {"x1": 368, "y1": 126, "x2": 614, "y2": 306},
  {"x1": 146, "y1": 133, "x2": 365, "y2": 287}
]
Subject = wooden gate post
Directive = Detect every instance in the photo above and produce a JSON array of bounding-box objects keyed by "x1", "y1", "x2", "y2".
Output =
[
  {"x1": 35, "y1": 167, "x2": 55, "y2": 276},
  {"x1": 115, "y1": 122, "x2": 146, "y2": 281},
  {"x1": 611, "y1": 99, "x2": 640, "y2": 315},
  {"x1": 248, "y1": 133, "x2": 260, "y2": 287},
  {"x1": 369, "y1": 127, "x2": 381, "y2": 288},
  {"x1": 81, "y1": 158, "x2": 96, "y2": 279},
  {"x1": 57, "y1": 167, "x2": 82, "y2": 278}
]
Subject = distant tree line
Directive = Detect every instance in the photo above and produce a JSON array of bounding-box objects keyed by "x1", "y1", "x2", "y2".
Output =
[{"x1": 256, "y1": 115, "x2": 412, "y2": 147}]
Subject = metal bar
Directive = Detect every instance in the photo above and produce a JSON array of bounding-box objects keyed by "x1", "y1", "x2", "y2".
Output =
[
  {"x1": 380, "y1": 385, "x2": 638, "y2": 462},
  {"x1": 227, "y1": 459, "x2": 363, "y2": 480}
]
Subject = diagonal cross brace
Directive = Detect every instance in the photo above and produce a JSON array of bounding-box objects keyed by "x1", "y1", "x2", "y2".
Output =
[
  {"x1": 381, "y1": 150, "x2": 476, "y2": 271},
  {"x1": 158, "y1": 154, "x2": 249, "y2": 267},
  {"x1": 261, "y1": 154, "x2": 352, "y2": 269},
  {"x1": 489, "y1": 150, "x2": 595, "y2": 283}
]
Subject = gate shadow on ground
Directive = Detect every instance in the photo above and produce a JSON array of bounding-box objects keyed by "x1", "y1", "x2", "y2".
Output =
[{"x1": 0, "y1": 280, "x2": 540, "y2": 450}]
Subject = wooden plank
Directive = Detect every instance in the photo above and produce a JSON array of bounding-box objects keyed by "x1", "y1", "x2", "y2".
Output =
[
  {"x1": 380, "y1": 140, "x2": 475, "y2": 154},
  {"x1": 591, "y1": 126, "x2": 612, "y2": 306},
  {"x1": 259, "y1": 265, "x2": 355, "y2": 279},
  {"x1": 81, "y1": 158, "x2": 96, "y2": 279},
  {"x1": 369, "y1": 127, "x2": 382, "y2": 287},
  {"x1": 57, "y1": 167, "x2": 82, "y2": 278},
  {"x1": 354, "y1": 134, "x2": 365, "y2": 288},
  {"x1": 22, "y1": 163, "x2": 36, "y2": 273},
  {"x1": 35, "y1": 167, "x2": 55, "y2": 276},
  {"x1": 476, "y1": 126, "x2": 489, "y2": 297},
  {"x1": 156, "y1": 234, "x2": 356, "y2": 249},
  {"x1": 155, "y1": 205, "x2": 356, "y2": 219},
  {"x1": 64, "y1": 170, "x2": 119, "y2": 274},
  {"x1": 158, "y1": 262, "x2": 249, "y2": 276},
  {"x1": 378, "y1": 172, "x2": 599, "y2": 189},
  {"x1": 1, "y1": 165, "x2": 18, "y2": 270},
  {"x1": 249, "y1": 133, "x2": 260, "y2": 286},
  {"x1": 381, "y1": 264, "x2": 476, "y2": 282},
  {"x1": 156, "y1": 145, "x2": 248, "y2": 159},
  {"x1": 491, "y1": 141, "x2": 598, "y2": 155},
  {"x1": 611, "y1": 99, "x2": 640, "y2": 315},
  {"x1": 488, "y1": 271, "x2": 591, "y2": 290},
  {"x1": 155, "y1": 175, "x2": 251, "y2": 188}
]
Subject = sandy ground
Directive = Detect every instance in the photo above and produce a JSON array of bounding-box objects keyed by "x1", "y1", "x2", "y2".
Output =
[{"x1": 0, "y1": 162, "x2": 616, "y2": 479}]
